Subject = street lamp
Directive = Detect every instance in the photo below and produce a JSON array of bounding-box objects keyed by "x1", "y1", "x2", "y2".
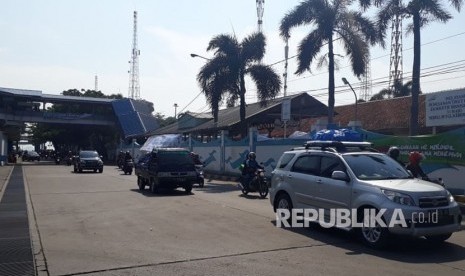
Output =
[
  {"x1": 174, "y1": 103, "x2": 178, "y2": 118},
  {"x1": 342, "y1": 77, "x2": 358, "y2": 122},
  {"x1": 190, "y1": 53, "x2": 210, "y2": 61}
]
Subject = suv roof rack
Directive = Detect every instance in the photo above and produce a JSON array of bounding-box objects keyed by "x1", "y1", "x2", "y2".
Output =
[{"x1": 302, "y1": 140, "x2": 375, "y2": 152}]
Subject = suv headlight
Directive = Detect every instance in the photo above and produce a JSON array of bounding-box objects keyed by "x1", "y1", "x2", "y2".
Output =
[
  {"x1": 447, "y1": 191, "x2": 455, "y2": 203},
  {"x1": 98, "y1": 160, "x2": 103, "y2": 165},
  {"x1": 382, "y1": 189, "x2": 415, "y2": 206}
]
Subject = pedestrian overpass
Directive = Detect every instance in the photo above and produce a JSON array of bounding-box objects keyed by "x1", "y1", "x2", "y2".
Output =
[{"x1": 0, "y1": 87, "x2": 159, "y2": 162}]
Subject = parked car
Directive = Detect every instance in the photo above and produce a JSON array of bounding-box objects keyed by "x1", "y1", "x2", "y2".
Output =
[
  {"x1": 135, "y1": 148, "x2": 197, "y2": 194},
  {"x1": 73, "y1": 150, "x2": 104, "y2": 173},
  {"x1": 22, "y1": 151, "x2": 40, "y2": 162},
  {"x1": 270, "y1": 140, "x2": 462, "y2": 248}
]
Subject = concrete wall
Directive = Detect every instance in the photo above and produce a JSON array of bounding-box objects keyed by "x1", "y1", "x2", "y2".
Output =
[{"x1": 184, "y1": 127, "x2": 465, "y2": 193}]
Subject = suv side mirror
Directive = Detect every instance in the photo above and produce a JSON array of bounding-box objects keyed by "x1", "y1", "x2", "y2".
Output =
[
  {"x1": 406, "y1": 170, "x2": 413, "y2": 177},
  {"x1": 332, "y1": 171, "x2": 350, "y2": 182}
]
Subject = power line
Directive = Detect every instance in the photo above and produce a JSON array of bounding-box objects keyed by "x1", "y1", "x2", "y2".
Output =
[{"x1": 181, "y1": 31, "x2": 465, "y2": 116}]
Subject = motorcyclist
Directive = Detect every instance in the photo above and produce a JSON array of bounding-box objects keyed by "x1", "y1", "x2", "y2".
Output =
[
  {"x1": 242, "y1": 152, "x2": 263, "y2": 189},
  {"x1": 190, "y1": 152, "x2": 202, "y2": 165},
  {"x1": 124, "y1": 151, "x2": 132, "y2": 161},
  {"x1": 66, "y1": 151, "x2": 73, "y2": 165},
  {"x1": 406, "y1": 151, "x2": 428, "y2": 179},
  {"x1": 117, "y1": 151, "x2": 124, "y2": 168},
  {"x1": 387, "y1": 146, "x2": 404, "y2": 166}
]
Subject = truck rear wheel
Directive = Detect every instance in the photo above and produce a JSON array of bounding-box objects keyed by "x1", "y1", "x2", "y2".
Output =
[{"x1": 150, "y1": 179, "x2": 159, "y2": 194}]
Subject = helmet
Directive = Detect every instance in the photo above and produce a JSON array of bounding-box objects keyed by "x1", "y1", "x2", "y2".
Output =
[
  {"x1": 408, "y1": 151, "x2": 424, "y2": 165},
  {"x1": 387, "y1": 146, "x2": 400, "y2": 159},
  {"x1": 248, "y1": 152, "x2": 256, "y2": 160}
]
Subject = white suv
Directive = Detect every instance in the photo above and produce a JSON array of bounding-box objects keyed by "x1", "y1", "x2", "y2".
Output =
[{"x1": 270, "y1": 141, "x2": 462, "y2": 248}]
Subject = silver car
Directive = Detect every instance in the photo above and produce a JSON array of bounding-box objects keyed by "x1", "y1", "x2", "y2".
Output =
[{"x1": 270, "y1": 141, "x2": 462, "y2": 248}]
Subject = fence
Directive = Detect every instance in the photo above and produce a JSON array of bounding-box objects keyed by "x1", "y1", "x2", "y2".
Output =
[{"x1": 179, "y1": 127, "x2": 465, "y2": 192}]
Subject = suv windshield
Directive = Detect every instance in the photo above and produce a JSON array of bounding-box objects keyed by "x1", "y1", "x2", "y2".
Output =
[
  {"x1": 342, "y1": 153, "x2": 411, "y2": 180},
  {"x1": 80, "y1": 151, "x2": 99, "y2": 158}
]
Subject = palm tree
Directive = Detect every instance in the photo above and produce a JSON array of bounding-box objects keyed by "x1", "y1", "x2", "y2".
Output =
[
  {"x1": 369, "y1": 79, "x2": 413, "y2": 100},
  {"x1": 280, "y1": 0, "x2": 381, "y2": 125},
  {"x1": 377, "y1": 0, "x2": 463, "y2": 135},
  {"x1": 196, "y1": 32, "x2": 282, "y2": 134}
]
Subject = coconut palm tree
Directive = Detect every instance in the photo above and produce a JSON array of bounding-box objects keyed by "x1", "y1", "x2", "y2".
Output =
[
  {"x1": 197, "y1": 68, "x2": 234, "y2": 123},
  {"x1": 280, "y1": 0, "x2": 381, "y2": 125},
  {"x1": 377, "y1": 0, "x2": 463, "y2": 135},
  {"x1": 196, "y1": 32, "x2": 282, "y2": 134},
  {"x1": 369, "y1": 79, "x2": 413, "y2": 100}
]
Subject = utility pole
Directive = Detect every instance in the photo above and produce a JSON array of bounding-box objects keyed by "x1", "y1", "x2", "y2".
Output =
[
  {"x1": 94, "y1": 75, "x2": 98, "y2": 92},
  {"x1": 174, "y1": 103, "x2": 178, "y2": 118},
  {"x1": 128, "y1": 11, "x2": 140, "y2": 99}
]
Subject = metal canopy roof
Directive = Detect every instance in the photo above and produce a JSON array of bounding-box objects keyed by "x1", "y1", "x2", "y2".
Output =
[{"x1": 0, "y1": 87, "x2": 113, "y2": 104}]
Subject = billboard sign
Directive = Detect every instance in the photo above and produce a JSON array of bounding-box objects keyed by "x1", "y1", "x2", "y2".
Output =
[
  {"x1": 425, "y1": 89, "x2": 465, "y2": 127},
  {"x1": 281, "y1": 99, "x2": 291, "y2": 121}
]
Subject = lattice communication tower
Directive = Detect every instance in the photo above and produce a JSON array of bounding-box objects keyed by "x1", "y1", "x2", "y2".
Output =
[
  {"x1": 128, "y1": 11, "x2": 140, "y2": 99},
  {"x1": 388, "y1": 1, "x2": 403, "y2": 96}
]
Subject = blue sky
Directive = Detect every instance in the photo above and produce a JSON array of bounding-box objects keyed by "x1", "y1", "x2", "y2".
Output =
[{"x1": 1, "y1": 0, "x2": 464, "y2": 117}]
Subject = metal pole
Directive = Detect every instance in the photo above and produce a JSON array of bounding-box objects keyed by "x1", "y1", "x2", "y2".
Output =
[{"x1": 342, "y1": 78, "x2": 358, "y2": 122}]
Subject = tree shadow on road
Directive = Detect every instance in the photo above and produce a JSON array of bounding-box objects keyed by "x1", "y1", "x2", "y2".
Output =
[
  {"x1": 238, "y1": 194, "x2": 269, "y2": 200},
  {"x1": 270, "y1": 220, "x2": 465, "y2": 264},
  {"x1": 130, "y1": 188, "x2": 193, "y2": 197},
  {"x1": 196, "y1": 182, "x2": 239, "y2": 194}
]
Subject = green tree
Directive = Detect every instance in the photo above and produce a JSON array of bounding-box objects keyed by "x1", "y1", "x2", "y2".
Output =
[
  {"x1": 197, "y1": 32, "x2": 282, "y2": 134},
  {"x1": 154, "y1": 113, "x2": 176, "y2": 127},
  {"x1": 280, "y1": 0, "x2": 382, "y2": 125},
  {"x1": 377, "y1": 0, "x2": 463, "y2": 135}
]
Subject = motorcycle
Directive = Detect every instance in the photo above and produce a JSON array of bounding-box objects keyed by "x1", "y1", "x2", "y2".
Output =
[
  {"x1": 195, "y1": 164, "x2": 205, "y2": 188},
  {"x1": 239, "y1": 168, "x2": 268, "y2": 198},
  {"x1": 123, "y1": 159, "x2": 134, "y2": 175},
  {"x1": 66, "y1": 156, "x2": 73, "y2": 166}
]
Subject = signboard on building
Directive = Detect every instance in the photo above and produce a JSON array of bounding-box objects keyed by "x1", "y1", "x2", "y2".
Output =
[
  {"x1": 281, "y1": 99, "x2": 291, "y2": 121},
  {"x1": 425, "y1": 89, "x2": 465, "y2": 127}
]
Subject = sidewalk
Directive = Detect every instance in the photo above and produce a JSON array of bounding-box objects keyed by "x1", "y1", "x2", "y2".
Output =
[{"x1": 0, "y1": 165, "x2": 13, "y2": 193}]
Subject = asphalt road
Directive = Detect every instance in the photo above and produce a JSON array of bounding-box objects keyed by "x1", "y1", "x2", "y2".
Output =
[{"x1": 18, "y1": 163, "x2": 465, "y2": 276}]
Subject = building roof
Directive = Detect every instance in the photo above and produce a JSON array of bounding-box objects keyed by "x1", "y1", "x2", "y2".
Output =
[
  {"x1": 273, "y1": 88, "x2": 465, "y2": 136},
  {"x1": 148, "y1": 93, "x2": 329, "y2": 136}
]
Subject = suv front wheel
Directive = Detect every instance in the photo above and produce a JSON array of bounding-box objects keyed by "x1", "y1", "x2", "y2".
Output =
[
  {"x1": 359, "y1": 208, "x2": 389, "y2": 248},
  {"x1": 275, "y1": 193, "x2": 293, "y2": 225}
]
